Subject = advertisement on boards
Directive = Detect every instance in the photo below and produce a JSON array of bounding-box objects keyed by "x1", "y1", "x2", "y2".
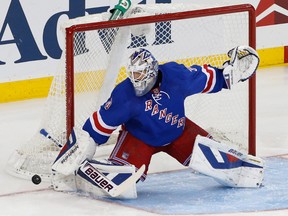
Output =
[{"x1": 0, "y1": 0, "x2": 288, "y2": 102}]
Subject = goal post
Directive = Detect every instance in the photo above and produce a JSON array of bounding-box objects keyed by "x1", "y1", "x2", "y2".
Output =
[
  {"x1": 65, "y1": 3, "x2": 256, "y2": 153},
  {"x1": 6, "y1": 3, "x2": 257, "y2": 181}
]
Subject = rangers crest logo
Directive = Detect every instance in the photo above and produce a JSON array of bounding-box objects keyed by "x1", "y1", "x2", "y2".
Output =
[
  {"x1": 104, "y1": 98, "x2": 112, "y2": 110},
  {"x1": 152, "y1": 90, "x2": 170, "y2": 106}
]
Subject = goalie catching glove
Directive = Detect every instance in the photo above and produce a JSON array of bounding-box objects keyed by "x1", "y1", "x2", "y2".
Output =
[{"x1": 223, "y1": 45, "x2": 259, "y2": 89}]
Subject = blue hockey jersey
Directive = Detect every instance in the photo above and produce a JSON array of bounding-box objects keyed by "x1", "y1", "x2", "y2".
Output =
[{"x1": 83, "y1": 62, "x2": 228, "y2": 147}]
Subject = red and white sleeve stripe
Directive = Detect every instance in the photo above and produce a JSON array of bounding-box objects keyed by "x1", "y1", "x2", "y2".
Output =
[
  {"x1": 201, "y1": 64, "x2": 217, "y2": 93},
  {"x1": 89, "y1": 111, "x2": 118, "y2": 137}
]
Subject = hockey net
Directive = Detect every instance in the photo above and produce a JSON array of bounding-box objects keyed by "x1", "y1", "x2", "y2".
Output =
[{"x1": 6, "y1": 3, "x2": 256, "y2": 181}]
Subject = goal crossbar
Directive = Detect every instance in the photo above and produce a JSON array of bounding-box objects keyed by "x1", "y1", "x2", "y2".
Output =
[{"x1": 65, "y1": 3, "x2": 256, "y2": 155}]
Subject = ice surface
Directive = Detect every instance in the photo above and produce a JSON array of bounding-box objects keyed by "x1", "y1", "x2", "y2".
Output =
[{"x1": 0, "y1": 65, "x2": 288, "y2": 216}]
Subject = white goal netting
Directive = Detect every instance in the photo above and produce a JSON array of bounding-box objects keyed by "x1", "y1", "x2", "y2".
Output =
[{"x1": 6, "y1": 3, "x2": 256, "y2": 181}]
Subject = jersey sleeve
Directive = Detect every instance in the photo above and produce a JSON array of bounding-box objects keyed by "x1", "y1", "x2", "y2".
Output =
[
  {"x1": 82, "y1": 80, "x2": 136, "y2": 144},
  {"x1": 181, "y1": 64, "x2": 228, "y2": 97}
]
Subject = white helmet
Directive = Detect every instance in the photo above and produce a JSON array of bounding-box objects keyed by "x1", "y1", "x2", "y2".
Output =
[{"x1": 127, "y1": 48, "x2": 159, "y2": 96}]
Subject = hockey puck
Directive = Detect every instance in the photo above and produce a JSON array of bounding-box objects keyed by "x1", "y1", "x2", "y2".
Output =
[{"x1": 32, "y1": 174, "x2": 42, "y2": 185}]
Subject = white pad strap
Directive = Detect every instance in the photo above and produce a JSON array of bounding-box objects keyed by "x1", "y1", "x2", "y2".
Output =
[{"x1": 189, "y1": 135, "x2": 264, "y2": 188}]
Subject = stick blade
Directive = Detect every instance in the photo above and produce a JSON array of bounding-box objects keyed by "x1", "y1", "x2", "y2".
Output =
[{"x1": 110, "y1": 164, "x2": 145, "y2": 197}]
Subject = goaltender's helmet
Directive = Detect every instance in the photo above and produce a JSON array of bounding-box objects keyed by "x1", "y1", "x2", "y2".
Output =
[{"x1": 127, "y1": 48, "x2": 159, "y2": 96}]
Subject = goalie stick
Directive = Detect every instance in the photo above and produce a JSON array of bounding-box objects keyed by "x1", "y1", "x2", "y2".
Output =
[
  {"x1": 38, "y1": 1, "x2": 133, "y2": 148},
  {"x1": 99, "y1": 0, "x2": 132, "y2": 54},
  {"x1": 40, "y1": 128, "x2": 63, "y2": 148},
  {"x1": 35, "y1": 0, "x2": 135, "y2": 193},
  {"x1": 109, "y1": 0, "x2": 132, "y2": 20}
]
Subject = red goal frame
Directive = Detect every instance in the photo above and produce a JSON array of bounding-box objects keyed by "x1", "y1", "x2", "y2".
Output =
[{"x1": 65, "y1": 4, "x2": 256, "y2": 155}]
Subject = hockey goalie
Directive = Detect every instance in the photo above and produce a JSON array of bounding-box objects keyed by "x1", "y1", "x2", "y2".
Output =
[{"x1": 51, "y1": 45, "x2": 263, "y2": 199}]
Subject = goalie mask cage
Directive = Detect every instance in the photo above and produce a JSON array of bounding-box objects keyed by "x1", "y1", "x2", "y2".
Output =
[{"x1": 6, "y1": 3, "x2": 256, "y2": 181}]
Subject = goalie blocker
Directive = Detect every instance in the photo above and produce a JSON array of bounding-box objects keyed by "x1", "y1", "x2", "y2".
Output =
[
  {"x1": 51, "y1": 127, "x2": 145, "y2": 199},
  {"x1": 189, "y1": 135, "x2": 264, "y2": 188}
]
